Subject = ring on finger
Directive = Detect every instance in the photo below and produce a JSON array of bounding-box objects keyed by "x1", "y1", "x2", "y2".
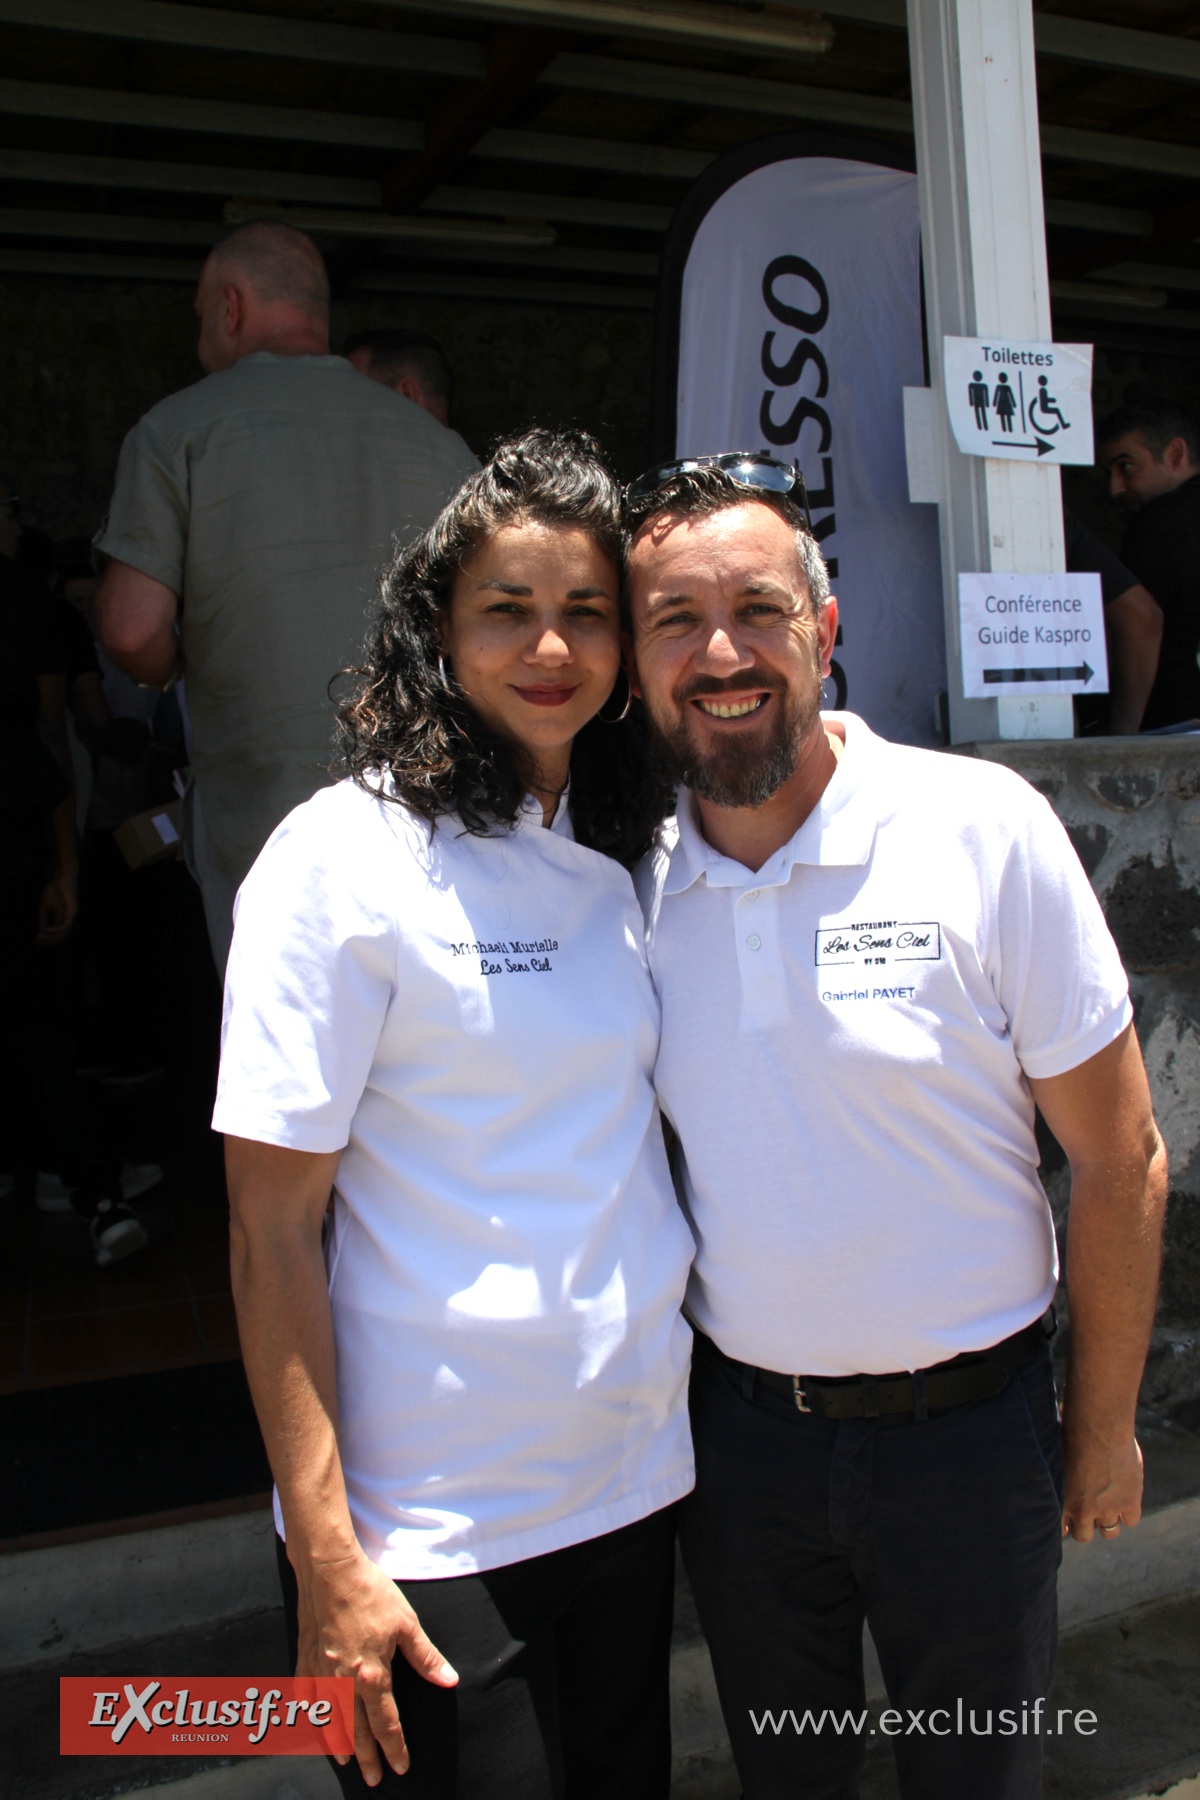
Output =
[{"x1": 1097, "y1": 1522, "x2": 1121, "y2": 1536}]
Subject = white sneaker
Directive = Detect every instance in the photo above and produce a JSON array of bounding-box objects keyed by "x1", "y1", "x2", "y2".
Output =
[
  {"x1": 89, "y1": 1199, "x2": 150, "y2": 1266},
  {"x1": 36, "y1": 1162, "x2": 165, "y2": 1213}
]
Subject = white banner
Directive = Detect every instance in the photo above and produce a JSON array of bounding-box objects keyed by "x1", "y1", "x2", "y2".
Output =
[{"x1": 673, "y1": 153, "x2": 945, "y2": 746}]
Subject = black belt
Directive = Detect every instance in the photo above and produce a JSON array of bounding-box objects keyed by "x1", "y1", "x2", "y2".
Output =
[{"x1": 697, "y1": 1318, "x2": 1048, "y2": 1421}]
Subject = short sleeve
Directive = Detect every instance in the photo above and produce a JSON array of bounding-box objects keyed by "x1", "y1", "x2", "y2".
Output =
[
  {"x1": 212, "y1": 797, "x2": 398, "y2": 1152},
  {"x1": 988, "y1": 789, "x2": 1132, "y2": 1081},
  {"x1": 1064, "y1": 511, "x2": 1137, "y2": 608},
  {"x1": 95, "y1": 415, "x2": 189, "y2": 594}
]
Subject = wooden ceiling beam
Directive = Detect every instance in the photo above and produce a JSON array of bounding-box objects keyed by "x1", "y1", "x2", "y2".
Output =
[
  {"x1": 1095, "y1": 262, "x2": 1200, "y2": 293},
  {"x1": 0, "y1": 202, "x2": 556, "y2": 250},
  {"x1": 0, "y1": 77, "x2": 422, "y2": 153},
  {"x1": 367, "y1": 0, "x2": 832, "y2": 60},
  {"x1": 10, "y1": 0, "x2": 1200, "y2": 98},
  {"x1": 1044, "y1": 198, "x2": 1153, "y2": 238},
  {"x1": 382, "y1": 26, "x2": 563, "y2": 215},
  {"x1": 10, "y1": 71, "x2": 1200, "y2": 187},
  {"x1": 1040, "y1": 123, "x2": 1200, "y2": 184},
  {"x1": 0, "y1": 245, "x2": 654, "y2": 308},
  {"x1": 426, "y1": 185, "x2": 672, "y2": 233},
  {"x1": 353, "y1": 268, "x2": 654, "y2": 308},
  {"x1": 1047, "y1": 191, "x2": 1200, "y2": 284},
  {"x1": 0, "y1": 0, "x2": 480, "y2": 79},
  {"x1": 0, "y1": 206, "x2": 219, "y2": 245},
  {"x1": 1033, "y1": 13, "x2": 1200, "y2": 86},
  {"x1": 0, "y1": 146, "x2": 379, "y2": 207},
  {"x1": 545, "y1": 52, "x2": 912, "y2": 135}
]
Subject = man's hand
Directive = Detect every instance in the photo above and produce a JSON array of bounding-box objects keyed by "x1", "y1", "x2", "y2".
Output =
[
  {"x1": 295, "y1": 1549, "x2": 458, "y2": 1787},
  {"x1": 1061, "y1": 1426, "x2": 1143, "y2": 1543},
  {"x1": 36, "y1": 866, "x2": 78, "y2": 945},
  {"x1": 1029, "y1": 1025, "x2": 1166, "y2": 1550}
]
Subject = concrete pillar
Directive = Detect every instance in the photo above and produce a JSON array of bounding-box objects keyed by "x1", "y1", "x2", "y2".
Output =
[{"x1": 907, "y1": 0, "x2": 1073, "y2": 744}]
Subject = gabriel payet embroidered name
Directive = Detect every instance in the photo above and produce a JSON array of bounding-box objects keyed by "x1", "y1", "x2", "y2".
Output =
[{"x1": 447, "y1": 936, "x2": 560, "y2": 976}]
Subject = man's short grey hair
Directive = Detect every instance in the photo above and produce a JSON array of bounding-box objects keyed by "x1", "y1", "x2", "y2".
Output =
[
  {"x1": 623, "y1": 468, "x2": 830, "y2": 614},
  {"x1": 207, "y1": 221, "x2": 330, "y2": 322}
]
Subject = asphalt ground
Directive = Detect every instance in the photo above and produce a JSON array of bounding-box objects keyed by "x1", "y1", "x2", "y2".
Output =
[{"x1": 9, "y1": 1586, "x2": 1200, "y2": 1800}]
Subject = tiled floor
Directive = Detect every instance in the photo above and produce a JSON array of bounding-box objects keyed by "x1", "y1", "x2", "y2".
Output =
[{"x1": 0, "y1": 1109, "x2": 235, "y2": 1394}]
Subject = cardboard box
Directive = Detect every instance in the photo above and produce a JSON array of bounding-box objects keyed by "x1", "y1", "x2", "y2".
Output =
[{"x1": 114, "y1": 800, "x2": 184, "y2": 870}]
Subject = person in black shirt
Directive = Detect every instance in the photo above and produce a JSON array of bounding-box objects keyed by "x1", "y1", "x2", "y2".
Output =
[
  {"x1": 0, "y1": 480, "x2": 149, "y2": 1263},
  {"x1": 1065, "y1": 510, "x2": 1162, "y2": 735},
  {"x1": 1098, "y1": 399, "x2": 1200, "y2": 730}
]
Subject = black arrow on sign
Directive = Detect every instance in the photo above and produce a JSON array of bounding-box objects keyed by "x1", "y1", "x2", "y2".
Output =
[
  {"x1": 990, "y1": 437, "x2": 1056, "y2": 456},
  {"x1": 984, "y1": 662, "x2": 1094, "y2": 685}
]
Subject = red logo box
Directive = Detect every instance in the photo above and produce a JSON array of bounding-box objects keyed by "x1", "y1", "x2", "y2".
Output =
[{"x1": 60, "y1": 1677, "x2": 354, "y2": 1756}]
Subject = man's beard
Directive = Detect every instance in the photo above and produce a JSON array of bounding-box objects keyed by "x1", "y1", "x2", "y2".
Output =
[{"x1": 647, "y1": 670, "x2": 821, "y2": 809}]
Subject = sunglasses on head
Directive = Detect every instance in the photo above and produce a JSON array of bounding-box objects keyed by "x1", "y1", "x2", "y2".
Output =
[{"x1": 625, "y1": 452, "x2": 813, "y2": 534}]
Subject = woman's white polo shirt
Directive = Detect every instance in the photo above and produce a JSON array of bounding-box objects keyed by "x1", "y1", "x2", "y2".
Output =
[{"x1": 213, "y1": 780, "x2": 695, "y2": 1578}]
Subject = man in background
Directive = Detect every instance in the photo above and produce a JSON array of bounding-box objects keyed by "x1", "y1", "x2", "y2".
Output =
[
  {"x1": 344, "y1": 327, "x2": 459, "y2": 431},
  {"x1": 96, "y1": 223, "x2": 478, "y2": 970},
  {"x1": 1099, "y1": 398, "x2": 1200, "y2": 731}
]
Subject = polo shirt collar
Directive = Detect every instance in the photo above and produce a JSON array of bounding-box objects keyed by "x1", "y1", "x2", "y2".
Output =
[
  {"x1": 516, "y1": 786, "x2": 575, "y2": 840},
  {"x1": 662, "y1": 711, "x2": 877, "y2": 894}
]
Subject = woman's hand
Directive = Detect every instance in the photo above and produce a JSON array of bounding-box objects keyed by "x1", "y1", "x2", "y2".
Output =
[
  {"x1": 296, "y1": 1549, "x2": 458, "y2": 1787},
  {"x1": 227, "y1": 1136, "x2": 458, "y2": 1785}
]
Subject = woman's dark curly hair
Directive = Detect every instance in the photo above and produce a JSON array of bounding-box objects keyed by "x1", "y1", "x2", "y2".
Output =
[{"x1": 337, "y1": 427, "x2": 672, "y2": 867}]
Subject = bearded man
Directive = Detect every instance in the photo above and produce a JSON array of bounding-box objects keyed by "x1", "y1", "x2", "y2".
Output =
[{"x1": 625, "y1": 455, "x2": 1166, "y2": 1800}]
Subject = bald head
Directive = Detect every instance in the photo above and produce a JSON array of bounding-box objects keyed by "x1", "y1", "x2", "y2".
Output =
[{"x1": 195, "y1": 222, "x2": 330, "y2": 373}]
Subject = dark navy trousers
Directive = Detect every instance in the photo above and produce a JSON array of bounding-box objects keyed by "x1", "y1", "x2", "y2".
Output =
[
  {"x1": 278, "y1": 1504, "x2": 676, "y2": 1800},
  {"x1": 680, "y1": 1334, "x2": 1064, "y2": 1800}
]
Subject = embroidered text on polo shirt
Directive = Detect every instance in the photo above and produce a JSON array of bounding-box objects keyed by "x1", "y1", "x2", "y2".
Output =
[
  {"x1": 815, "y1": 920, "x2": 942, "y2": 968},
  {"x1": 449, "y1": 936, "x2": 560, "y2": 974}
]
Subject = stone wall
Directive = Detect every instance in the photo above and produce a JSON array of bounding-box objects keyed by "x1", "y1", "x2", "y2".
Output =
[
  {"x1": 0, "y1": 274, "x2": 653, "y2": 541},
  {"x1": 966, "y1": 735, "x2": 1200, "y2": 1420}
]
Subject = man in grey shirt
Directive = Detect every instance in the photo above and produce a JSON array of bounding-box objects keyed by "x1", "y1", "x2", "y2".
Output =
[{"x1": 96, "y1": 222, "x2": 478, "y2": 968}]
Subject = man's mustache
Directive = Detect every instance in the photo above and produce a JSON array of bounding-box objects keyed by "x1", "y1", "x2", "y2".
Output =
[{"x1": 675, "y1": 670, "x2": 787, "y2": 704}]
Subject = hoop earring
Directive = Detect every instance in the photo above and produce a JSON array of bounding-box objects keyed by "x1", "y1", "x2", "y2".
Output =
[
  {"x1": 437, "y1": 652, "x2": 455, "y2": 695},
  {"x1": 598, "y1": 667, "x2": 633, "y2": 724}
]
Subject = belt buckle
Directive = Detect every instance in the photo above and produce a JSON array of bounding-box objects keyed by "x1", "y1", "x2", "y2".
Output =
[{"x1": 792, "y1": 1375, "x2": 811, "y2": 1414}]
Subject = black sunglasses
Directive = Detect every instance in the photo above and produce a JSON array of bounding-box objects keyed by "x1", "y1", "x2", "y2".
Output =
[{"x1": 625, "y1": 452, "x2": 813, "y2": 534}]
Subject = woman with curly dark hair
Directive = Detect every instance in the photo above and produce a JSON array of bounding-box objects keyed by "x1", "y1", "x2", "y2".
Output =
[{"x1": 213, "y1": 430, "x2": 694, "y2": 1800}]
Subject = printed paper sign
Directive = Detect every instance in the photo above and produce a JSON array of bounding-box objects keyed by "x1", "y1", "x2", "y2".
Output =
[
  {"x1": 958, "y1": 572, "x2": 1108, "y2": 698},
  {"x1": 60, "y1": 1677, "x2": 354, "y2": 1756},
  {"x1": 943, "y1": 337, "x2": 1093, "y2": 464}
]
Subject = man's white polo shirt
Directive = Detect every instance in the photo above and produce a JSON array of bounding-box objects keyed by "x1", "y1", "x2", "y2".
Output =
[
  {"x1": 214, "y1": 779, "x2": 694, "y2": 1578},
  {"x1": 638, "y1": 713, "x2": 1132, "y2": 1378}
]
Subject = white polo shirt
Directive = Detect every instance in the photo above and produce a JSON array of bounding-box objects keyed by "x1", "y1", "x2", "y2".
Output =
[
  {"x1": 214, "y1": 779, "x2": 694, "y2": 1578},
  {"x1": 638, "y1": 713, "x2": 1132, "y2": 1378}
]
